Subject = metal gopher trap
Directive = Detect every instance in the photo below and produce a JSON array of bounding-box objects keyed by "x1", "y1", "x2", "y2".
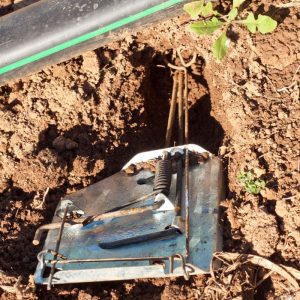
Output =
[{"x1": 33, "y1": 50, "x2": 224, "y2": 289}]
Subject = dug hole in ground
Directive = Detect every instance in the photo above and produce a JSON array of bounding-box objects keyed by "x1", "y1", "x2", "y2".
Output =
[{"x1": 0, "y1": 0, "x2": 299, "y2": 299}]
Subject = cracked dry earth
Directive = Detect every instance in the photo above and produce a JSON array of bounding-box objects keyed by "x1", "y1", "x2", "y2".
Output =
[{"x1": 0, "y1": 0, "x2": 299, "y2": 299}]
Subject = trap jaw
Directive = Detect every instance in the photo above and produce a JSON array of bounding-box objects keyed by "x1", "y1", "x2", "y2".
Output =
[{"x1": 34, "y1": 144, "x2": 223, "y2": 287}]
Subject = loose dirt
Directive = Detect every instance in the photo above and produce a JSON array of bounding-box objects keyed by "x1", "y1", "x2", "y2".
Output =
[{"x1": 0, "y1": 0, "x2": 299, "y2": 299}]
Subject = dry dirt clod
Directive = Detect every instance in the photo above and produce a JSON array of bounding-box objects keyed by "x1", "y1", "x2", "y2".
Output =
[
  {"x1": 253, "y1": 167, "x2": 265, "y2": 177},
  {"x1": 81, "y1": 52, "x2": 100, "y2": 74},
  {"x1": 52, "y1": 135, "x2": 78, "y2": 152},
  {"x1": 260, "y1": 187, "x2": 277, "y2": 200},
  {"x1": 124, "y1": 164, "x2": 137, "y2": 175},
  {"x1": 219, "y1": 145, "x2": 227, "y2": 156}
]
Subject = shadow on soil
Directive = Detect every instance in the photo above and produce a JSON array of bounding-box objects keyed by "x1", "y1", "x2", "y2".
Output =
[
  {"x1": 0, "y1": 3, "x2": 12, "y2": 16},
  {"x1": 254, "y1": 4, "x2": 290, "y2": 24},
  {"x1": 135, "y1": 47, "x2": 224, "y2": 154},
  {"x1": 189, "y1": 75, "x2": 224, "y2": 154},
  {"x1": 0, "y1": 183, "x2": 65, "y2": 278}
]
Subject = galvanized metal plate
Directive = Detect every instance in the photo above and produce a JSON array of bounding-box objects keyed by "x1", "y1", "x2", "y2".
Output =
[{"x1": 35, "y1": 144, "x2": 223, "y2": 285}]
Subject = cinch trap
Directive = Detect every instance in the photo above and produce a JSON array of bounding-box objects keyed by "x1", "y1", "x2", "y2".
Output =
[{"x1": 33, "y1": 52, "x2": 224, "y2": 289}]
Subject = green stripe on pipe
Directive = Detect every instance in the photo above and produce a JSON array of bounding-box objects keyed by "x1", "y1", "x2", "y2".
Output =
[{"x1": 0, "y1": 0, "x2": 182, "y2": 75}]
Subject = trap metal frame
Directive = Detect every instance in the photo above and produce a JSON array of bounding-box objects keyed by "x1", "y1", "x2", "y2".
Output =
[{"x1": 34, "y1": 145, "x2": 223, "y2": 288}]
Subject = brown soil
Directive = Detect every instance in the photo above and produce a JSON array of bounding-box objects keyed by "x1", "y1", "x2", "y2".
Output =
[{"x1": 0, "y1": 1, "x2": 299, "y2": 299}]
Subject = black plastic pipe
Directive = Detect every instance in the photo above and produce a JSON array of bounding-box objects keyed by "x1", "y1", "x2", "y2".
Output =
[{"x1": 0, "y1": 0, "x2": 188, "y2": 85}]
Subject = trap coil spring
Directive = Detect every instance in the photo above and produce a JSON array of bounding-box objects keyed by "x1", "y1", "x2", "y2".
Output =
[{"x1": 153, "y1": 152, "x2": 172, "y2": 196}]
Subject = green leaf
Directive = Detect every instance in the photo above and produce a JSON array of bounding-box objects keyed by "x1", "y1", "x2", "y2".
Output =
[
  {"x1": 256, "y1": 15, "x2": 278, "y2": 34},
  {"x1": 201, "y1": 2, "x2": 218, "y2": 17},
  {"x1": 245, "y1": 179, "x2": 265, "y2": 194},
  {"x1": 242, "y1": 13, "x2": 278, "y2": 34},
  {"x1": 228, "y1": 8, "x2": 238, "y2": 21},
  {"x1": 242, "y1": 12, "x2": 257, "y2": 33},
  {"x1": 233, "y1": 0, "x2": 245, "y2": 9},
  {"x1": 237, "y1": 170, "x2": 266, "y2": 195},
  {"x1": 190, "y1": 17, "x2": 224, "y2": 35},
  {"x1": 184, "y1": 1, "x2": 218, "y2": 19},
  {"x1": 212, "y1": 32, "x2": 228, "y2": 60},
  {"x1": 245, "y1": 183, "x2": 259, "y2": 194},
  {"x1": 237, "y1": 171, "x2": 254, "y2": 183},
  {"x1": 183, "y1": 1, "x2": 204, "y2": 19}
]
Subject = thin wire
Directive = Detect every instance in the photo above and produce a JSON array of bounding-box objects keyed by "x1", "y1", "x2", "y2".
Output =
[
  {"x1": 177, "y1": 71, "x2": 184, "y2": 145},
  {"x1": 165, "y1": 71, "x2": 179, "y2": 147},
  {"x1": 184, "y1": 68, "x2": 190, "y2": 260},
  {"x1": 47, "y1": 205, "x2": 69, "y2": 290}
]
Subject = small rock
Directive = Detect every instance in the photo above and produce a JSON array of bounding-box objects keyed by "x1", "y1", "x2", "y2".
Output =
[
  {"x1": 78, "y1": 290, "x2": 92, "y2": 300},
  {"x1": 70, "y1": 288, "x2": 79, "y2": 296},
  {"x1": 110, "y1": 290, "x2": 120, "y2": 300},
  {"x1": 124, "y1": 164, "x2": 136, "y2": 175},
  {"x1": 77, "y1": 87, "x2": 84, "y2": 95},
  {"x1": 286, "y1": 129, "x2": 293, "y2": 138},
  {"x1": 81, "y1": 51, "x2": 100, "y2": 75},
  {"x1": 260, "y1": 188, "x2": 277, "y2": 200},
  {"x1": 219, "y1": 146, "x2": 227, "y2": 156},
  {"x1": 52, "y1": 136, "x2": 78, "y2": 152},
  {"x1": 0, "y1": 179, "x2": 9, "y2": 193},
  {"x1": 266, "y1": 139, "x2": 272, "y2": 145},
  {"x1": 278, "y1": 110, "x2": 287, "y2": 119},
  {"x1": 265, "y1": 129, "x2": 271, "y2": 135},
  {"x1": 253, "y1": 167, "x2": 265, "y2": 177}
]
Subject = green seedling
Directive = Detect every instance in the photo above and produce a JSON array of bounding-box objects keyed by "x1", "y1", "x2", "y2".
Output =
[
  {"x1": 184, "y1": 0, "x2": 278, "y2": 60},
  {"x1": 237, "y1": 170, "x2": 266, "y2": 195}
]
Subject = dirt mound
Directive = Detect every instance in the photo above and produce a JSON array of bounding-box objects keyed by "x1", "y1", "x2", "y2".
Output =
[{"x1": 0, "y1": 0, "x2": 299, "y2": 299}]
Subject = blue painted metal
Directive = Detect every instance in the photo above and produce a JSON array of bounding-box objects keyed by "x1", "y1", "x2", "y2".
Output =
[{"x1": 34, "y1": 144, "x2": 223, "y2": 285}]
